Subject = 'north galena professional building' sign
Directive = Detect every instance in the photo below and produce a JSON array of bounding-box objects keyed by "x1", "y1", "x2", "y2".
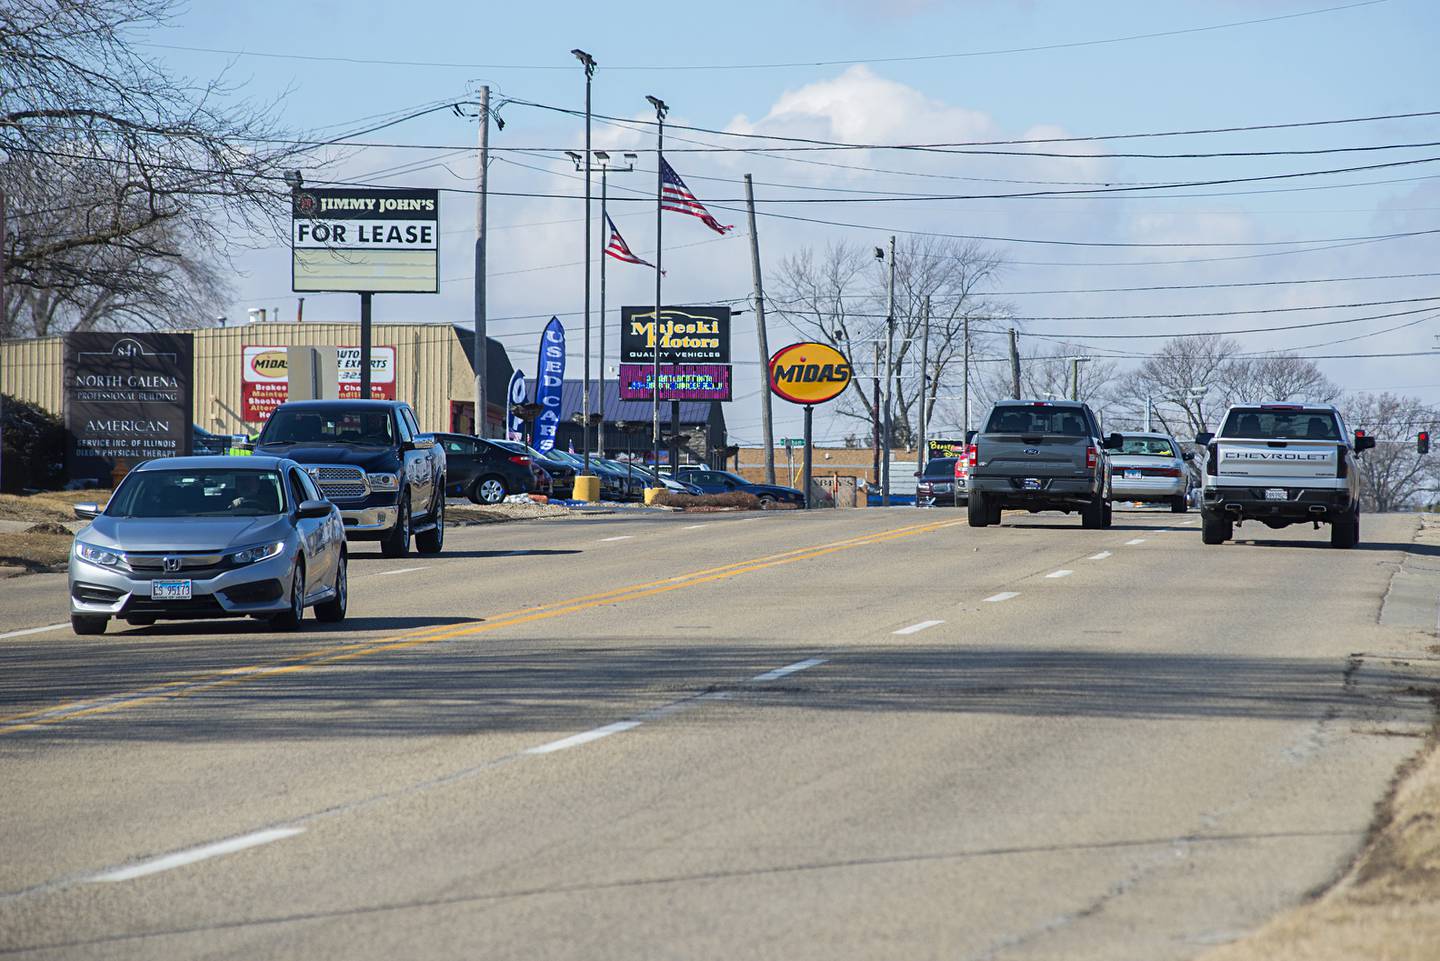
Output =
[{"x1": 64, "y1": 332, "x2": 194, "y2": 476}]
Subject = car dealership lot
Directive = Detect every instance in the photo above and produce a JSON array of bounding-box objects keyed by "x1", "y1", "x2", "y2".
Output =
[{"x1": 1, "y1": 507, "x2": 1437, "y2": 960}]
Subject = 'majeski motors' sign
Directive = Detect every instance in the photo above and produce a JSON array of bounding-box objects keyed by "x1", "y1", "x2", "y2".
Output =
[
  {"x1": 620, "y1": 305, "x2": 730, "y2": 364},
  {"x1": 768, "y1": 342, "x2": 853, "y2": 406},
  {"x1": 291, "y1": 187, "x2": 438, "y2": 293}
]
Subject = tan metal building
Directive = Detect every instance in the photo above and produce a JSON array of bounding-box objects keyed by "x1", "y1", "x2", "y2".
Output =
[{"x1": 1, "y1": 322, "x2": 514, "y2": 436}]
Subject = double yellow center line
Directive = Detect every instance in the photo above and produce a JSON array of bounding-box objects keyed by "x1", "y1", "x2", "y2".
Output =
[{"x1": 1, "y1": 517, "x2": 963, "y2": 735}]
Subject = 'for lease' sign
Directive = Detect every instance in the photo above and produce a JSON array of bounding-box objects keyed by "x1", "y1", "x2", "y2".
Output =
[{"x1": 291, "y1": 187, "x2": 439, "y2": 293}]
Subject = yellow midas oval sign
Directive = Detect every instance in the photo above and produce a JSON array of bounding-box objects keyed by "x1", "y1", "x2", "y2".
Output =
[{"x1": 768, "y1": 342, "x2": 853, "y2": 406}]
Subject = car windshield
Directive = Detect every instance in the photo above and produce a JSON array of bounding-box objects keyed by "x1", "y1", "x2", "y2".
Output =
[
  {"x1": 107, "y1": 469, "x2": 285, "y2": 518},
  {"x1": 923, "y1": 457, "x2": 957, "y2": 477},
  {"x1": 260, "y1": 409, "x2": 394, "y2": 447},
  {"x1": 1221, "y1": 408, "x2": 1340, "y2": 441},
  {"x1": 1118, "y1": 437, "x2": 1176, "y2": 457},
  {"x1": 985, "y1": 405, "x2": 1089, "y2": 436}
]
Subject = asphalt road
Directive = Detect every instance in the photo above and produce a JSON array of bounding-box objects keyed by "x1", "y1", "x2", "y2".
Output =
[{"x1": 1, "y1": 506, "x2": 1436, "y2": 960}]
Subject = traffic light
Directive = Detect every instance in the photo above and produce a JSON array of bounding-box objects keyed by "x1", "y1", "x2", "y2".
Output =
[{"x1": 1419, "y1": 431, "x2": 1431, "y2": 455}]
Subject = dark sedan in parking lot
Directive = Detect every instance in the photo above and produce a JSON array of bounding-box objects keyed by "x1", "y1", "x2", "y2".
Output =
[
  {"x1": 489, "y1": 439, "x2": 577, "y2": 499},
  {"x1": 432, "y1": 433, "x2": 540, "y2": 505},
  {"x1": 675, "y1": 467, "x2": 820, "y2": 507}
]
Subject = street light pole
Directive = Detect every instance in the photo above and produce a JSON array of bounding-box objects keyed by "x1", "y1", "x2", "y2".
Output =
[
  {"x1": 646, "y1": 95, "x2": 668, "y2": 483},
  {"x1": 882, "y1": 234, "x2": 896, "y2": 507},
  {"x1": 915, "y1": 295, "x2": 930, "y2": 505},
  {"x1": 572, "y1": 49, "x2": 596, "y2": 481}
]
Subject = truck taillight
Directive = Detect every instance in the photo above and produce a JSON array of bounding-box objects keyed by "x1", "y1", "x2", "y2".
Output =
[
  {"x1": 1337, "y1": 449, "x2": 1348, "y2": 479},
  {"x1": 1206, "y1": 443, "x2": 1218, "y2": 476},
  {"x1": 965, "y1": 443, "x2": 978, "y2": 469},
  {"x1": 1085, "y1": 445, "x2": 1097, "y2": 470}
]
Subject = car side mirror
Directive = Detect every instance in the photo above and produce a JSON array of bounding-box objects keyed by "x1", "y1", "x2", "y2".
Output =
[
  {"x1": 73, "y1": 502, "x2": 102, "y2": 520},
  {"x1": 1355, "y1": 435, "x2": 1376, "y2": 452},
  {"x1": 1181, "y1": 451, "x2": 1195, "y2": 462},
  {"x1": 408, "y1": 436, "x2": 436, "y2": 451},
  {"x1": 1196, "y1": 432, "x2": 1215, "y2": 446},
  {"x1": 1104, "y1": 432, "x2": 1123, "y2": 450},
  {"x1": 297, "y1": 499, "x2": 332, "y2": 519}
]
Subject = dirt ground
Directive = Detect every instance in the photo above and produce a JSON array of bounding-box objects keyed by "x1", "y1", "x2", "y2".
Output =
[
  {"x1": 0, "y1": 529, "x2": 73, "y2": 573},
  {"x1": 1201, "y1": 719, "x2": 1440, "y2": 961},
  {"x1": 0, "y1": 490, "x2": 107, "y2": 525}
]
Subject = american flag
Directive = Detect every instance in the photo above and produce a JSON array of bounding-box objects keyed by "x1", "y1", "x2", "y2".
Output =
[
  {"x1": 603, "y1": 215, "x2": 656, "y2": 269},
  {"x1": 660, "y1": 159, "x2": 733, "y2": 235}
]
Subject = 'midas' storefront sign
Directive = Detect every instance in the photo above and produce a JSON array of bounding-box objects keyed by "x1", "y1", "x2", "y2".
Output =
[
  {"x1": 64, "y1": 332, "x2": 194, "y2": 476},
  {"x1": 241, "y1": 344, "x2": 396, "y2": 423}
]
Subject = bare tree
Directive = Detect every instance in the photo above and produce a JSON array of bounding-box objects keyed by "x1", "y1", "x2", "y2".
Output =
[
  {"x1": 1343, "y1": 392, "x2": 1440, "y2": 512},
  {"x1": 1, "y1": 0, "x2": 301, "y2": 336},
  {"x1": 771, "y1": 237, "x2": 1009, "y2": 447},
  {"x1": 963, "y1": 341, "x2": 1122, "y2": 426}
]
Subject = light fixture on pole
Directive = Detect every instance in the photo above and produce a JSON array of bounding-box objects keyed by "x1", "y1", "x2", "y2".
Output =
[
  {"x1": 572, "y1": 48, "x2": 598, "y2": 493},
  {"x1": 646, "y1": 94, "x2": 668, "y2": 484},
  {"x1": 579, "y1": 149, "x2": 638, "y2": 459}
]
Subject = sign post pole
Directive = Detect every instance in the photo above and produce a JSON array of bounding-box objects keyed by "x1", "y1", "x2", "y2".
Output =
[
  {"x1": 802, "y1": 405, "x2": 814, "y2": 511},
  {"x1": 359, "y1": 292, "x2": 373, "y2": 399}
]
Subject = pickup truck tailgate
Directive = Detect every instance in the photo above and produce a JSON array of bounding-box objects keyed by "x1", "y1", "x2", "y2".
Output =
[
  {"x1": 1216, "y1": 441, "x2": 1338, "y2": 480},
  {"x1": 979, "y1": 435, "x2": 1089, "y2": 476}
]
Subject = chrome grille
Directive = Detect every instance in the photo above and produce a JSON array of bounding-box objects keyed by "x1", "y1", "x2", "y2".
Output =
[{"x1": 309, "y1": 465, "x2": 367, "y2": 500}]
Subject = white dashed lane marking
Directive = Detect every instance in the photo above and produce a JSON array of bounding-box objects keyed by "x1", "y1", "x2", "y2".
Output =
[
  {"x1": 600, "y1": 536, "x2": 634, "y2": 542},
  {"x1": 1087, "y1": 551, "x2": 1112, "y2": 561},
  {"x1": 0, "y1": 623, "x2": 70, "y2": 641},
  {"x1": 374, "y1": 566, "x2": 428, "y2": 576},
  {"x1": 984, "y1": 592, "x2": 1021, "y2": 603},
  {"x1": 893, "y1": 620, "x2": 944, "y2": 635},
  {"x1": 525, "y1": 721, "x2": 641, "y2": 755},
  {"x1": 88, "y1": 828, "x2": 304, "y2": 883},
  {"x1": 751, "y1": 658, "x2": 828, "y2": 682},
  {"x1": 1045, "y1": 570, "x2": 1073, "y2": 579},
  {"x1": 1125, "y1": 539, "x2": 1147, "y2": 546}
]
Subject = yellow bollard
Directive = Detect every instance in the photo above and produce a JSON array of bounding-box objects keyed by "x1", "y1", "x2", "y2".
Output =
[
  {"x1": 573, "y1": 474, "x2": 602, "y2": 502},
  {"x1": 643, "y1": 486, "x2": 667, "y2": 506}
]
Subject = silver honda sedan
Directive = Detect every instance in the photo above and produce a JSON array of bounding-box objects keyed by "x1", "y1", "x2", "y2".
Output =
[
  {"x1": 68, "y1": 456, "x2": 348, "y2": 635},
  {"x1": 1108, "y1": 432, "x2": 1193, "y2": 512}
]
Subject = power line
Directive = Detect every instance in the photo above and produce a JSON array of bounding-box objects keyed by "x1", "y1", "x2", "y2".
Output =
[{"x1": 134, "y1": 1, "x2": 1386, "y2": 72}]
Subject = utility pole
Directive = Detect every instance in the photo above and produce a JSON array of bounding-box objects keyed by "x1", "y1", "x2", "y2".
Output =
[
  {"x1": 473, "y1": 84, "x2": 490, "y2": 437},
  {"x1": 573, "y1": 50, "x2": 596, "y2": 480},
  {"x1": 1145, "y1": 393, "x2": 1153, "y2": 432},
  {"x1": 962, "y1": 313, "x2": 971, "y2": 436},
  {"x1": 916, "y1": 295, "x2": 930, "y2": 503},
  {"x1": 1009, "y1": 328, "x2": 1021, "y2": 399},
  {"x1": 745, "y1": 174, "x2": 776, "y2": 485},
  {"x1": 871, "y1": 342, "x2": 881, "y2": 489},
  {"x1": 882, "y1": 234, "x2": 896, "y2": 507},
  {"x1": 646, "y1": 95, "x2": 668, "y2": 483}
]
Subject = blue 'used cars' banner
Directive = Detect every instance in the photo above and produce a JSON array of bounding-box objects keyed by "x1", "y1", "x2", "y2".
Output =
[
  {"x1": 534, "y1": 317, "x2": 565, "y2": 452},
  {"x1": 506, "y1": 369, "x2": 527, "y2": 441}
]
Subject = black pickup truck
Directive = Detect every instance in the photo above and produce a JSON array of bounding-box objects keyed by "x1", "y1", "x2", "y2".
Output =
[
  {"x1": 252, "y1": 400, "x2": 447, "y2": 557},
  {"x1": 966, "y1": 399, "x2": 1119, "y2": 529}
]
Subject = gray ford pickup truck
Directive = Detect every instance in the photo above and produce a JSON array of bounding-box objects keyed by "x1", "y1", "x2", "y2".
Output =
[{"x1": 965, "y1": 400, "x2": 1119, "y2": 529}]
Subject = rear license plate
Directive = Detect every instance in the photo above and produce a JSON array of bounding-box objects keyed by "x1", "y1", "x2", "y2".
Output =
[
  {"x1": 1022, "y1": 477, "x2": 1042, "y2": 490},
  {"x1": 1264, "y1": 488, "x2": 1288, "y2": 501},
  {"x1": 152, "y1": 579, "x2": 192, "y2": 601},
  {"x1": 1124, "y1": 470, "x2": 1141, "y2": 480}
]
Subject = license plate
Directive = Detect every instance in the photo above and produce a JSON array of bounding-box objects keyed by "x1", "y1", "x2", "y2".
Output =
[
  {"x1": 1124, "y1": 470, "x2": 1141, "y2": 480},
  {"x1": 151, "y1": 579, "x2": 192, "y2": 601},
  {"x1": 1023, "y1": 477, "x2": 1042, "y2": 490},
  {"x1": 1264, "y1": 488, "x2": 1288, "y2": 501}
]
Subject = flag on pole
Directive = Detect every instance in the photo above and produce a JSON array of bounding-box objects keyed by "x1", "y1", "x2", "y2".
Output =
[
  {"x1": 604, "y1": 215, "x2": 657, "y2": 269},
  {"x1": 660, "y1": 159, "x2": 733, "y2": 235}
]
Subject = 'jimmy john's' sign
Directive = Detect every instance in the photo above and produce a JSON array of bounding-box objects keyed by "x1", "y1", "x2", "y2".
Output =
[
  {"x1": 64, "y1": 332, "x2": 193, "y2": 475},
  {"x1": 291, "y1": 186, "x2": 439, "y2": 294}
]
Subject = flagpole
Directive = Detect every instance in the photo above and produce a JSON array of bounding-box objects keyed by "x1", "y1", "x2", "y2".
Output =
[
  {"x1": 598, "y1": 164, "x2": 608, "y2": 459},
  {"x1": 646, "y1": 95, "x2": 668, "y2": 486}
]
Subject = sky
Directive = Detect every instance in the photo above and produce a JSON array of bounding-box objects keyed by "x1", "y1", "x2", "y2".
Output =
[{"x1": 141, "y1": 0, "x2": 1440, "y2": 444}]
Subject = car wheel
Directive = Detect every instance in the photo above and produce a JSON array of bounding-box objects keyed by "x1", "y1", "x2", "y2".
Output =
[
  {"x1": 757, "y1": 494, "x2": 775, "y2": 508},
  {"x1": 1170, "y1": 495, "x2": 1188, "y2": 514},
  {"x1": 271, "y1": 563, "x2": 305, "y2": 630},
  {"x1": 71, "y1": 614, "x2": 107, "y2": 635},
  {"x1": 380, "y1": 495, "x2": 411, "y2": 558},
  {"x1": 416, "y1": 497, "x2": 445, "y2": 554},
  {"x1": 1201, "y1": 512, "x2": 1233, "y2": 545},
  {"x1": 471, "y1": 475, "x2": 507, "y2": 505},
  {"x1": 315, "y1": 552, "x2": 347, "y2": 622},
  {"x1": 967, "y1": 490, "x2": 991, "y2": 528},
  {"x1": 1330, "y1": 506, "x2": 1360, "y2": 549},
  {"x1": 1101, "y1": 500, "x2": 1114, "y2": 528}
]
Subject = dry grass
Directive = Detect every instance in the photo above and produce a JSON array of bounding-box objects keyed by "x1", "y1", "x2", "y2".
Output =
[
  {"x1": 653, "y1": 491, "x2": 761, "y2": 511},
  {"x1": 0, "y1": 531, "x2": 72, "y2": 573},
  {"x1": 447, "y1": 501, "x2": 578, "y2": 525},
  {"x1": 1200, "y1": 726, "x2": 1440, "y2": 961},
  {"x1": 0, "y1": 490, "x2": 111, "y2": 525}
]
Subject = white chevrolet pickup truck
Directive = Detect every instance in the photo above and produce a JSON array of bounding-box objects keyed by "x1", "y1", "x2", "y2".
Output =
[{"x1": 1196, "y1": 403, "x2": 1374, "y2": 548}]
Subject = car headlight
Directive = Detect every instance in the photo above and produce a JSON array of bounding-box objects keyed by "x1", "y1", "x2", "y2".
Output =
[
  {"x1": 368, "y1": 472, "x2": 399, "y2": 492},
  {"x1": 227, "y1": 541, "x2": 286, "y2": 566},
  {"x1": 75, "y1": 542, "x2": 127, "y2": 570}
]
